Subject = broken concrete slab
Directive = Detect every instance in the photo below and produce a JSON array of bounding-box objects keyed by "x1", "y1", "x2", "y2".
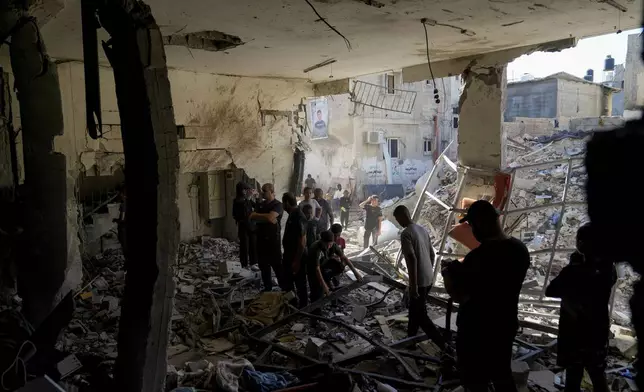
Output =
[
  {"x1": 352, "y1": 305, "x2": 368, "y2": 322},
  {"x1": 304, "y1": 337, "x2": 327, "y2": 360},
  {"x1": 528, "y1": 370, "x2": 557, "y2": 392},
  {"x1": 511, "y1": 361, "x2": 530, "y2": 392}
]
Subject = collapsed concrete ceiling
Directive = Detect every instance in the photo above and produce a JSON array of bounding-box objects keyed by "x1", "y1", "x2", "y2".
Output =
[{"x1": 37, "y1": 0, "x2": 642, "y2": 82}]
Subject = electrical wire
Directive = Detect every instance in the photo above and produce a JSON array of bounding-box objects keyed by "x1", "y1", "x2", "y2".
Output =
[
  {"x1": 421, "y1": 20, "x2": 440, "y2": 104},
  {"x1": 304, "y1": 0, "x2": 352, "y2": 51}
]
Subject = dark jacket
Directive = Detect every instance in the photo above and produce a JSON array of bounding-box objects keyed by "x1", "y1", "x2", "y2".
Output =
[
  {"x1": 233, "y1": 197, "x2": 255, "y2": 231},
  {"x1": 546, "y1": 252, "x2": 616, "y2": 366}
]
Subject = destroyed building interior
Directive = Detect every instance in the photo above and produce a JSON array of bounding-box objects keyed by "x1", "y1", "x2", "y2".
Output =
[{"x1": 1, "y1": 0, "x2": 644, "y2": 391}]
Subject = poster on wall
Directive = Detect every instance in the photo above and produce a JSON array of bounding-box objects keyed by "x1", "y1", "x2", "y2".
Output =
[{"x1": 309, "y1": 98, "x2": 329, "y2": 140}]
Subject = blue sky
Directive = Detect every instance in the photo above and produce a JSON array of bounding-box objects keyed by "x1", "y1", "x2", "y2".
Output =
[{"x1": 507, "y1": 28, "x2": 642, "y2": 82}]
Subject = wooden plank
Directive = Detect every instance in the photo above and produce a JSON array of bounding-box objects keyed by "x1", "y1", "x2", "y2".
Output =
[{"x1": 375, "y1": 315, "x2": 393, "y2": 340}]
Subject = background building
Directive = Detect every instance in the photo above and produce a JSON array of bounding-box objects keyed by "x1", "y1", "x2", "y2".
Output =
[{"x1": 304, "y1": 71, "x2": 461, "y2": 196}]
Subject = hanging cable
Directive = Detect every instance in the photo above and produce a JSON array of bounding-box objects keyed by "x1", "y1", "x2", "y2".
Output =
[
  {"x1": 421, "y1": 19, "x2": 440, "y2": 104},
  {"x1": 304, "y1": 0, "x2": 352, "y2": 51}
]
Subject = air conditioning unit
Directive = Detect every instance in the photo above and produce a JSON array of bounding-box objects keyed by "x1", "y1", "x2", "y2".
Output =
[{"x1": 364, "y1": 130, "x2": 384, "y2": 144}]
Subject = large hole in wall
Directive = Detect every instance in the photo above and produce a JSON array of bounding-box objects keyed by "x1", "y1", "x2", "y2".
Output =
[
  {"x1": 78, "y1": 167, "x2": 125, "y2": 224},
  {"x1": 163, "y1": 30, "x2": 244, "y2": 52}
]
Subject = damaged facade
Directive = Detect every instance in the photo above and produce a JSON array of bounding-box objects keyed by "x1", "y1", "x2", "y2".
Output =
[{"x1": 305, "y1": 72, "x2": 461, "y2": 196}]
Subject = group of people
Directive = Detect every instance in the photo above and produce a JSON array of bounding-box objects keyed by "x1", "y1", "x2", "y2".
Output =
[
  {"x1": 232, "y1": 181, "x2": 361, "y2": 308},
  {"x1": 235, "y1": 179, "x2": 615, "y2": 392},
  {"x1": 431, "y1": 200, "x2": 614, "y2": 392}
]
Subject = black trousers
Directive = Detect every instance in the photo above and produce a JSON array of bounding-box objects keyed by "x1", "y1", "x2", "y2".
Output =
[
  {"x1": 340, "y1": 211, "x2": 349, "y2": 228},
  {"x1": 283, "y1": 251, "x2": 309, "y2": 308},
  {"x1": 565, "y1": 363, "x2": 608, "y2": 392},
  {"x1": 256, "y1": 235, "x2": 283, "y2": 291},
  {"x1": 458, "y1": 329, "x2": 517, "y2": 392},
  {"x1": 363, "y1": 227, "x2": 378, "y2": 249},
  {"x1": 238, "y1": 224, "x2": 257, "y2": 268},
  {"x1": 408, "y1": 286, "x2": 446, "y2": 349}
]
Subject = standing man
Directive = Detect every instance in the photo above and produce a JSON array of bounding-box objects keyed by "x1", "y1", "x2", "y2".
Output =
[
  {"x1": 304, "y1": 174, "x2": 316, "y2": 193},
  {"x1": 232, "y1": 182, "x2": 257, "y2": 268},
  {"x1": 339, "y1": 190, "x2": 351, "y2": 229},
  {"x1": 281, "y1": 192, "x2": 308, "y2": 308},
  {"x1": 314, "y1": 188, "x2": 334, "y2": 233},
  {"x1": 546, "y1": 223, "x2": 615, "y2": 392},
  {"x1": 332, "y1": 184, "x2": 343, "y2": 215},
  {"x1": 360, "y1": 195, "x2": 382, "y2": 249},
  {"x1": 393, "y1": 205, "x2": 447, "y2": 350},
  {"x1": 250, "y1": 183, "x2": 284, "y2": 291},
  {"x1": 442, "y1": 200, "x2": 530, "y2": 392},
  {"x1": 299, "y1": 187, "x2": 322, "y2": 220}
]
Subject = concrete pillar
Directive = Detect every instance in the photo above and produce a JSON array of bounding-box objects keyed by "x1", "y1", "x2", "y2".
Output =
[
  {"x1": 7, "y1": 15, "x2": 80, "y2": 327},
  {"x1": 458, "y1": 65, "x2": 507, "y2": 170},
  {"x1": 601, "y1": 88, "x2": 613, "y2": 117}
]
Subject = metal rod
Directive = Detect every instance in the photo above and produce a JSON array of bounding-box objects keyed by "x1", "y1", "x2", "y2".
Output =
[
  {"x1": 503, "y1": 201, "x2": 586, "y2": 216},
  {"x1": 501, "y1": 170, "x2": 516, "y2": 230},
  {"x1": 295, "y1": 310, "x2": 423, "y2": 381},
  {"x1": 430, "y1": 168, "x2": 468, "y2": 288},
  {"x1": 540, "y1": 161, "x2": 575, "y2": 300},
  {"x1": 511, "y1": 157, "x2": 584, "y2": 170},
  {"x1": 425, "y1": 190, "x2": 451, "y2": 211},
  {"x1": 395, "y1": 142, "x2": 453, "y2": 268},
  {"x1": 253, "y1": 276, "x2": 381, "y2": 338}
]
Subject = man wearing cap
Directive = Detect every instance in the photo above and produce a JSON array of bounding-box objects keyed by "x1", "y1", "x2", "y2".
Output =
[{"x1": 442, "y1": 200, "x2": 530, "y2": 392}]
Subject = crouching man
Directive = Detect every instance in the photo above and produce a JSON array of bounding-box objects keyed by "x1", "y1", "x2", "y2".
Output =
[{"x1": 307, "y1": 230, "x2": 361, "y2": 304}]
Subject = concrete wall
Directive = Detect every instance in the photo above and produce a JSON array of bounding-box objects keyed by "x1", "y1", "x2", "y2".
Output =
[
  {"x1": 50, "y1": 62, "x2": 312, "y2": 242},
  {"x1": 505, "y1": 79, "x2": 558, "y2": 120},
  {"x1": 611, "y1": 64, "x2": 625, "y2": 116},
  {"x1": 305, "y1": 71, "x2": 460, "y2": 195},
  {"x1": 504, "y1": 117, "x2": 555, "y2": 139},
  {"x1": 556, "y1": 79, "x2": 603, "y2": 118},
  {"x1": 625, "y1": 33, "x2": 644, "y2": 110}
]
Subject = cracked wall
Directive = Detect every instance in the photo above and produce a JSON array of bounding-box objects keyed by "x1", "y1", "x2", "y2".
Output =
[{"x1": 48, "y1": 62, "x2": 312, "y2": 241}]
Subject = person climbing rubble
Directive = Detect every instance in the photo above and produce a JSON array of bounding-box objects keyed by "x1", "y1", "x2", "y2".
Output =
[
  {"x1": 393, "y1": 205, "x2": 447, "y2": 351},
  {"x1": 250, "y1": 183, "x2": 284, "y2": 291},
  {"x1": 360, "y1": 195, "x2": 383, "y2": 249},
  {"x1": 442, "y1": 200, "x2": 530, "y2": 392},
  {"x1": 307, "y1": 231, "x2": 361, "y2": 303},
  {"x1": 281, "y1": 192, "x2": 308, "y2": 308},
  {"x1": 232, "y1": 182, "x2": 257, "y2": 268},
  {"x1": 545, "y1": 223, "x2": 615, "y2": 392}
]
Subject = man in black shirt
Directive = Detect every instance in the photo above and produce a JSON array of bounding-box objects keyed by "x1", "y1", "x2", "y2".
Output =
[
  {"x1": 314, "y1": 188, "x2": 334, "y2": 232},
  {"x1": 250, "y1": 183, "x2": 284, "y2": 291},
  {"x1": 442, "y1": 200, "x2": 530, "y2": 392},
  {"x1": 282, "y1": 192, "x2": 309, "y2": 308},
  {"x1": 359, "y1": 195, "x2": 382, "y2": 249},
  {"x1": 546, "y1": 224, "x2": 615, "y2": 392},
  {"x1": 232, "y1": 182, "x2": 257, "y2": 268},
  {"x1": 339, "y1": 190, "x2": 351, "y2": 228}
]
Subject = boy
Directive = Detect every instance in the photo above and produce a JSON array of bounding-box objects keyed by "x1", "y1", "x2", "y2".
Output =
[
  {"x1": 546, "y1": 223, "x2": 615, "y2": 392},
  {"x1": 331, "y1": 223, "x2": 346, "y2": 251},
  {"x1": 299, "y1": 187, "x2": 321, "y2": 220},
  {"x1": 359, "y1": 195, "x2": 382, "y2": 249},
  {"x1": 302, "y1": 204, "x2": 318, "y2": 248},
  {"x1": 307, "y1": 231, "x2": 361, "y2": 301},
  {"x1": 339, "y1": 190, "x2": 351, "y2": 228}
]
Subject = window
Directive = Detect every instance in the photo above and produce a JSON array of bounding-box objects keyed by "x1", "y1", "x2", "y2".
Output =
[
  {"x1": 386, "y1": 74, "x2": 395, "y2": 94},
  {"x1": 387, "y1": 138, "x2": 400, "y2": 159},
  {"x1": 423, "y1": 139, "x2": 432, "y2": 156},
  {"x1": 453, "y1": 117, "x2": 459, "y2": 129},
  {"x1": 452, "y1": 107, "x2": 460, "y2": 115},
  {"x1": 177, "y1": 125, "x2": 186, "y2": 139}
]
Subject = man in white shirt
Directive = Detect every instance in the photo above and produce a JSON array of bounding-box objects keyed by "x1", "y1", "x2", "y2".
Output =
[
  {"x1": 298, "y1": 187, "x2": 321, "y2": 220},
  {"x1": 394, "y1": 205, "x2": 446, "y2": 351},
  {"x1": 332, "y1": 184, "x2": 343, "y2": 214}
]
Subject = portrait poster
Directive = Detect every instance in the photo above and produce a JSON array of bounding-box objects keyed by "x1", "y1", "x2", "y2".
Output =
[{"x1": 309, "y1": 98, "x2": 329, "y2": 140}]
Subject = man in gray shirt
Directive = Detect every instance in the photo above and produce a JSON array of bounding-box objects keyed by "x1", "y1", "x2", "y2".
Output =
[{"x1": 394, "y1": 205, "x2": 446, "y2": 350}]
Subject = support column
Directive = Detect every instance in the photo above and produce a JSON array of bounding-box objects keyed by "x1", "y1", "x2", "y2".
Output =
[
  {"x1": 2, "y1": 9, "x2": 80, "y2": 327},
  {"x1": 96, "y1": 1, "x2": 180, "y2": 390},
  {"x1": 458, "y1": 65, "x2": 507, "y2": 170}
]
